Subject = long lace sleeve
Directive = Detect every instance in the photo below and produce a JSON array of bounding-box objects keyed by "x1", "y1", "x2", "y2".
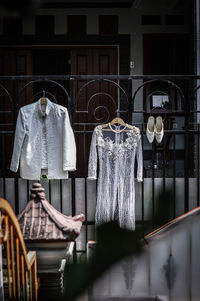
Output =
[
  {"x1": 88, "y1": 128, "x2": 98, "y2": 180},
  {"x1": 136, "y1": 135, "x2": 143, "y2": 182},
  {"x1": 10, "y1": 109, "x2": 26, "y2": 173}
]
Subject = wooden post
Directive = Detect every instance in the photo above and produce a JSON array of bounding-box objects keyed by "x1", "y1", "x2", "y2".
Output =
[
  {"x1": 26, "y1": 271, "x2": 29, "y2": 301},
  {"x1": 6, "y1": 217, "x2": 12, "y2": 300},
  {"x1": 16, "y1": 238, "x2": 21, "y2": 300},
  {"x1": 31, "y1": 256, "x2": 38, "y2": 301},
  {"x1": 10, "y1": 225, "x2": 16, "y2": 299},
  {"x1": 21, "y1": 255, "x2": 25, "y2": 300}
]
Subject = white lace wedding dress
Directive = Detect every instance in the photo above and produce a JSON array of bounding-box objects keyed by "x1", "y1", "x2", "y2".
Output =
[{"x1": 88, "y1": 123, "x2": 143, "y2": 230}]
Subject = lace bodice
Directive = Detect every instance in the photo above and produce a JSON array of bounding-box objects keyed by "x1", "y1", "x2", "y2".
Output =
[{"x1": 88, "y1": 124, "x2": 143, "y2": 230}]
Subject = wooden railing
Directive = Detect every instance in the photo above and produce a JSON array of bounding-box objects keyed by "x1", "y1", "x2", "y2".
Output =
[{"x1": 0, "y1": 198, "x2": 39, "y2": 301}]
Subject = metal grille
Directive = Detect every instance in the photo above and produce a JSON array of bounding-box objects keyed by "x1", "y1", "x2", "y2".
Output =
[{"x1": 0, "y1": 74, "x2": 200, "y2": 260}]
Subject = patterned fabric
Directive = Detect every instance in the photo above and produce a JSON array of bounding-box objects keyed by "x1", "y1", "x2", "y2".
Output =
[
  {"x1": 41, "y1": 117, "x2": 48, "y2": 169},
  {"x1": 10, "y1": 99, "x2": 76, "y2": 180},
  {"x1": 88, "y1": 124, "x2": 143, "y2": 230}
]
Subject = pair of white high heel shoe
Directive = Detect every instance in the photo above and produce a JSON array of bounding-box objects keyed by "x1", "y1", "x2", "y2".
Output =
[{"x1": 146, "y1": 116, "x2": 164, "y2": 143}]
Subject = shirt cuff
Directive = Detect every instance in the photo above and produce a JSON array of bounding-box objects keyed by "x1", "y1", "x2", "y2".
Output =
[
  {"x1": 87, "y1": 177, "x2": 97, "y2": 180},
  {"x1": 63, "y1": 165, "x2": 76, "y2": 171},
  {"x1": 66, "y1": 167, "x2": 76, "y2": 171},
  {"x1": 10, "y1": 164, "x2": 18, "y2": 173}
]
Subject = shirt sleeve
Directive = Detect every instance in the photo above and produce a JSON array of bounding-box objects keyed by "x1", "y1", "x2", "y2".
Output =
[
  {"x1": 63, "y1": 109, "x2": 76, "y2": 171},
  {"x1": 10, "y1": 109, "x2": 26, "y2": 173},
  {"x1": 88, "y1": 128, "x2": 98, "y2": 180},
  {"x1": 136, "y1": 134, "x2": 143, "y2": 182}
]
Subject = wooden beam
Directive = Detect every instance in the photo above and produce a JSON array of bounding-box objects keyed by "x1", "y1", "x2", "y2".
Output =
[{"x1": 41, "y1": 0, "x2": 134, "y2": 8}]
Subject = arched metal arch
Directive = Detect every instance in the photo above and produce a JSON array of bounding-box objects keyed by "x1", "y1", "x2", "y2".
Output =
[
  {"x1": 0, "y1": 83, "x2": 14, "y2": 107},
  {"x1": 187, "y1": 84, "x2": 200, "y2": 114},
  {"x1": 85, "y1": 92, "x2": 116, "y2": 123},
  {"x1": 32, "y1": 91, "x2": 57, "y2": 103},
  {"x1": 18, "y1": 79, "x2": 71, "y2": 108},
  {"x1": 131, "y1": 79, "x2": 185, "y2": 112},
  {"x1": 75, "y1": 79, "x2": 129, "y2": 113}
]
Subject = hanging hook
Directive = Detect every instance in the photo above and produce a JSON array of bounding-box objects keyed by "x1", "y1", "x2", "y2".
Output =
[{"x1": 40, "y1": 90, "x2": 47, "y2": 105}]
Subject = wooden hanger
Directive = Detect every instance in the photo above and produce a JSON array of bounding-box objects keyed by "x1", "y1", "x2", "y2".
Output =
[
  {"x1": 101, "y1": 116, "x2": 133, "y2": 132},
  {"x1": 110, "y1": 117, "x2": 126, "y2": 126},
  {"x1": 102, "y1": 117, "x2": 125, "y2": 128},
  {"x1": 40, "y1": 90, "x2": 47, "y2": 105}
]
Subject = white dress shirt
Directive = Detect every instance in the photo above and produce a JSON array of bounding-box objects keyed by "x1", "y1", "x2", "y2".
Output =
[{"x1": 10, "y1": 99, "x2": 76, "y2": 180}]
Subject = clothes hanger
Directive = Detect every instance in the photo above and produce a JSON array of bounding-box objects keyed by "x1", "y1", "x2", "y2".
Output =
[
  {"x1": 101, "y1": 116, "x2": 133, "y2": 132},
  {"x1": 40, "y1": 90, "x2": 47, "y2": 105},
  {"x1": 110, "y1": 117, "x2": 127, "y2": 126},
  {"x1": 102, "y1": 117, "x2": 126, "y2": 128}
]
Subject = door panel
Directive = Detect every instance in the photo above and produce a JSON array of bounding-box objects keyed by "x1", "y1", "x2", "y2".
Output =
[
  {"x1": 0, "y1": 49, "x2": 33, "y2": 177},
  {"x1": 33, "y1": 49, "x2": 70, "y2": 107},
  {"x1": 71, "y1": 47, "x2": 118, "y2": 177}
]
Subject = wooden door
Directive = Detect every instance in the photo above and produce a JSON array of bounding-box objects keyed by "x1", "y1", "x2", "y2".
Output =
[
  {"x1": 71, "y1": 47, "x2": 117, "y2": 123},
  {"x1": 70, "y1": 47, "x2": 118, "y2": 177},
  {"x1": 32, "y1": 49, "x2": 70, "y2": 107},
  {"x1": 0, "y1": 49, "x2": 33, "y2": 177}
]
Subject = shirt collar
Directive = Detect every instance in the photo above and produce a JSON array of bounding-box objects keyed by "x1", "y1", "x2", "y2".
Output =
[{"x1": 38, "y1": 98, "x2": 52, "y2": 117}]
